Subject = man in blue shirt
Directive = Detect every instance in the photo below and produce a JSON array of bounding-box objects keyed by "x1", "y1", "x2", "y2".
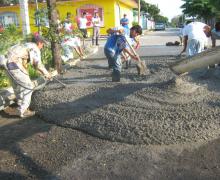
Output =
[
  {"x1": 120, "y1": 14, "x2": 130, "y2": 36},
  {"x1": 211, "y1": 21, "x2": 220, "y2": 48},
  {"x1": 104, "y1": 25, "x2": 142, "y2": 82}
]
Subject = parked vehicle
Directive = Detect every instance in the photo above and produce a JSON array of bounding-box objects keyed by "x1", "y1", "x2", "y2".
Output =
[{"x1": 155, "y1": 22, "x2": 166, "y2": 31}]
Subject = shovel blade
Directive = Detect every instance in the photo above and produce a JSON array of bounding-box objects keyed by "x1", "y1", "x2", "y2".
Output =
[{"x1": 136, "y1": 60, "x2": 147, "y2": 75}]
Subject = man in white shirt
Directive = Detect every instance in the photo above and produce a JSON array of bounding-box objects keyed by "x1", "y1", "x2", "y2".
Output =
[
  {"x1": 180, "y1": 21, "x2": 211, "y2": 57},
  {"x1": 92, "y1": 12, "x2": 101, "y2": 46},
  {"x1": 78, "y1": 12, "x2": 88, "y2": 38}
]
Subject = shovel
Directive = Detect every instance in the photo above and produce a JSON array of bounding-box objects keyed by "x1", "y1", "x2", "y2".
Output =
[{"x1": 124, "y1": 37, "x2": 147, "y2": 75}]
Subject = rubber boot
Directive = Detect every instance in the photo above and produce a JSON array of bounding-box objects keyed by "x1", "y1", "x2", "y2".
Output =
[
  {"x1": 92, "y1": 39, "x2": 95, "y2": 46},
  {"x1": 96, "y1": 37, "x2": 99, "y2": 46},
  {"x1": 112, "y1": 71, "x2": 120, "y2": 82}
]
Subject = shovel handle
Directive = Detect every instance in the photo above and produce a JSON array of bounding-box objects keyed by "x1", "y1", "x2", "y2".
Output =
[
  {"x1": 53, "y1": 77, "x2": 67, "y2": 87},
  {"x1": 124, "y1": 36, "x2": 141, "y2": 62}
]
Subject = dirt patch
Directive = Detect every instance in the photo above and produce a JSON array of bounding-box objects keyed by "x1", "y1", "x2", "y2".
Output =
[{"x1": 32, "y1": 57, "x2": 220, "y2": 145}]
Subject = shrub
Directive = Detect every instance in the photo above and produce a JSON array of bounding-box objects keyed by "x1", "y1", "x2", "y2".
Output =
[{"x1": 132, "y1": 21, "x2": 139, "y2": 26}]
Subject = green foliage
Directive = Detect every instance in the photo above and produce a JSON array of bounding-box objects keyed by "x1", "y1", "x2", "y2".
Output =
[
  {"x1": 28, "y1": 65, "x2": 39, "y2": 79},
  {"x1": 181, "y1": 0, "x2": 217, "y2": 22},
  {"x1": 154, "y1": 15, "x2": 168, "y2": 24},
  {"x1": 132, "y1": 21, "x2": 139, "y2": 26},
  {"x1": 0, "y1": 69, "x2": 10, "y2": 88},
  {"x1": 0, "y1": 24, "x2": 23, "y2": 54},
  {"x1": 41, "y1": 45, "x2": 53, "y2": 68},
  {"x1": 140, "y1": 0, "x2": 160, "y2": 18},
  {"x1": 35, "y1": 8, "x2": 49, "y2": 27},
  {"x1": 136, "y1": 0, "x2": 168, "y2": 23}
]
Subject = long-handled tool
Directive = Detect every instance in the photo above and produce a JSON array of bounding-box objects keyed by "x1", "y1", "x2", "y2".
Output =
[
  {"x1": 52, "y1": 77, "x2": 67, "y2": 88},
  {"x1": 124, "y1": 37, "x2": 148, "y2": 75}
]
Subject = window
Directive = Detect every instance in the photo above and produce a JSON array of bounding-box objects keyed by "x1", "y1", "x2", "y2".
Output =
[
  {"x1": 77, "y1": 4, "x2": 104, "y2": 28},
  {"x1": 0, "y1": 12, "x2": 19, "y2": 28}
]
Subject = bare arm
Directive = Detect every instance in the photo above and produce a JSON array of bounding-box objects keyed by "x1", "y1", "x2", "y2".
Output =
[
  {"x1": 106, "y1": 28, "x2": 124, "y2": 35},
  {"x1": 180, "y1": 35, "x2": 188, "y2": 54},
  {"x1": 123, "y1": 48, "x2": 139, "y2": 61}
]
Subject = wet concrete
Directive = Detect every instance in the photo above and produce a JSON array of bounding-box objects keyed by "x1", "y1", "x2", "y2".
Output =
[{"x1": 32, "y1": 56, "x2": 220, "y2": 145}]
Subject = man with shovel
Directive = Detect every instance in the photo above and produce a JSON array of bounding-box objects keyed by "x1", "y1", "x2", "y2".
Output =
[
  {"x1": 3, "y1": 35, "x2": 51, "y2": 118},
  {"x1": 104, "y1": 25, "x2": 145, "y2": 82}
]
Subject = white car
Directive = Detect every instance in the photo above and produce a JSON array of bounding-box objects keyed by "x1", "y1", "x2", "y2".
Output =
[{"x1": 155, "y1": 23, "x2": 166, "y2": 31}]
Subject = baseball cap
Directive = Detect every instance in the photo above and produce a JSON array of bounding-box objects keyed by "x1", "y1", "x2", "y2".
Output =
[{"x1": 33, "y1": 33, "x2": 48, "y2": 45}]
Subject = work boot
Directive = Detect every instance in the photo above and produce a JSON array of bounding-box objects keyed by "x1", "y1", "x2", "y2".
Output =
[
  {"x1": 112, "y1": 71, "x2": 120, "y2": 82},
  {"x1": 21, "y1": 109, "x2": 35, "y2": 118},
  {"x1": 4, "y1": 107, "x2": 20, "y2": 116}
]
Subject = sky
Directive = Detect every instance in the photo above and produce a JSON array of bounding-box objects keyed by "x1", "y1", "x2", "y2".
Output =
[{"x1": 145, "y1": 0, "x2": 184, "y2": 21}]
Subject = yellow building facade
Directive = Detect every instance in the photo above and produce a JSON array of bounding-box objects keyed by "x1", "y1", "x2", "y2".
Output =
[{"x1": 0, "y1": 0, "x2": 137, "y2": 35}]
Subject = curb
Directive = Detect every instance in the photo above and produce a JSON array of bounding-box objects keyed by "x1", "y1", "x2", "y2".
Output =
[{"x1": 0, "y1": 46, "x2": 98, "y2": 111}]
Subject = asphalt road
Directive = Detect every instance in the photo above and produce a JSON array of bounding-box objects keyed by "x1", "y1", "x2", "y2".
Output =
[{"x1": 1, "y1": 28, "x2": 220, "y2": 180}]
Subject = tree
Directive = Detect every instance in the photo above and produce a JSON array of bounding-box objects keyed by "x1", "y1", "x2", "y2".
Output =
[
  {"x1": 140, "y1": 0, "x2": 160, "y2": 19},
  {"x1": 181, "y1": 0, "x2": 217, "y2": 23},
  {"x1": 46, "y1": 0, "x2": 62, "y2": 74},
  {"x1": 137, "y1": 0, "x2": 168, "y2": 22},
  {"x1": 209, "y1": 0, "x2": 220, "y2": 10},
  {"x1": 154, "y1": 15, "x2": 168, "y2": 24}
]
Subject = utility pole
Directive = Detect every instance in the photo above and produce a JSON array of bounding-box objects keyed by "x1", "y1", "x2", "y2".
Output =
[
  {"x1": 46, "y1": 0, "x2": 62, "y2": 74},
  {"x1": 19, "y1": 0, "x2": 31, "y2": 36},
  {"x1": 138, "y1": 0, "x2": 141, "y2": 25}
]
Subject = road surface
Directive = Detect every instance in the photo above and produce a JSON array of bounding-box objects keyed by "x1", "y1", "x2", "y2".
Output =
[{"x1": 1, "y1": 29, "x2": 220, "y2": 180}]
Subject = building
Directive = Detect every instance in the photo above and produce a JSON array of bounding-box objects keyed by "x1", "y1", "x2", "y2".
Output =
[{"x1": 0, "y1": 0, "x2": 137, "y2": 35}]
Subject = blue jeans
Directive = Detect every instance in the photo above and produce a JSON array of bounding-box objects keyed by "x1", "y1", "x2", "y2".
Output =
[{"x1": 104, "y1": 48, "x2": 122, "y2": 74}]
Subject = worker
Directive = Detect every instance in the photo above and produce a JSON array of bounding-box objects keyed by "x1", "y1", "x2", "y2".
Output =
[
  {"x1": 4, "y1": 35, "x2": 51, "y2": 118},
  {"x1": 104, "y1": 25, "x2": 142, "y2": 82},
  {"x1": 211, "y1": 21, "x2": 220, "y2": 48},
  {"x1": 61, "y1": 18, "x2": 85, "y2": 61},
  {"x1": 180, "y1": 21, "x2": 211, "y2": 57},
  {"x1": 92, "y1": 11, "x2": 101, "y2": 46}
]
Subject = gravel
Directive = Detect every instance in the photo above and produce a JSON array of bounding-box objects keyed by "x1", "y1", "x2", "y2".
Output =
[{"x1": 32, "y1": 57, "x2": 220, "y2": 145}]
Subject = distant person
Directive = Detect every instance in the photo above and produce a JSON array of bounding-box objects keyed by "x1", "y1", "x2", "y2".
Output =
[
  {"x1": 209, "y1": 22, "x2": 220, "y2": 68},
  {"x1": 78, "y1": 12, "x2": 88, "y2": 38},
  {"x1": 180, "y1": 21, "x2": 211, "y2": 57},
  {"x1": 0, "y1": 23, "x2": 4, "y2": 33},
  {"x1": 120, "y1": 14, "x2": 130, "y2": 36},
  {"x1": 211, "y1": 21, "x2": 220, "y2": 48},
  {"x1": 104, "y1": 25, "x2": 142, "y2": 82},
  {"x1": 63, "y1": 12, "x2": 73, "y2": 33},
  {"x1": 92, "y1": 11, "x2": 101, "y2": 46}
]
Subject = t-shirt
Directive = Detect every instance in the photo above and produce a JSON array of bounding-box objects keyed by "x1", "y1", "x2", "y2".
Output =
[
  {"x1": 105, "y1": 27, "x2": 127, "y2": 56},
  {"x1": 63, "y1": 21, "x2": 73, "y2": 32},
  {"x1": 120, "y1": 17, "x2": 129, "y2": 29},
  {"x1": 8, "y1": 43, "x2": 41, "y2": 66},
  {"x1": 211, "y1": 28, "x2": 220, "y2": 40},
  {"x1": 183, "y1": 22, "x2": 207, "y2": 41},
  {"x1": 92, "y1": 16, "x2": 101, "y2": 27},
  {"x1": 26, "y1": 43, "x2": 41, "y2": 66},
  {"x1": 78, "y1": 17, "x2": 87, "y2": 29}
]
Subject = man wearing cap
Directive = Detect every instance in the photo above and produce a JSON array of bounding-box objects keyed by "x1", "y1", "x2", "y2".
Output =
[{"x1": 4, "y1": 35, "x2": 51, "y2": 118}]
